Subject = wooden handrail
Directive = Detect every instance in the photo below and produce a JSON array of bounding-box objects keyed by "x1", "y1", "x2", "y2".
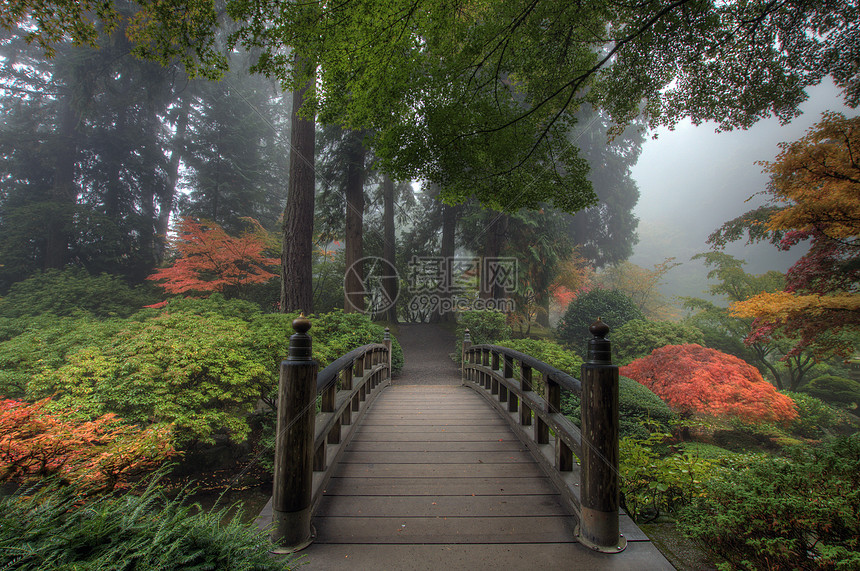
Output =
[
  {"x1": 461, "y1": 318, "x2": 626, "y2": 554},
  {"x1": 270, "y1": 319, "x2": 391, "y2": 553}
]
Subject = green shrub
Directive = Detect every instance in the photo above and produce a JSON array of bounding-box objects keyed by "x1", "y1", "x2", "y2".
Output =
[
  {"x1": 783, "y1": 391, "x2": 845, "y2": 438},
  {"x1": 308, "y1": 310, "x2": 403, "y2": 373},
  {"x1": 556, "y1": 289, "x2": 644, "y2": 349},
  {"x1": 31, "y1": 311, "x2": 272, "y2": 445},
  {"x1": 0, "y1": 268, "x2": 158, "y2": 319},
  {"x1": 0, "y1": 316, "x2": 124, "y2": 399},
  {"x1": 456, "y1": 310, "x2": 511, "y2": 346},
  {"x1": 1, "y1": 299, "x2": 401, "y2": 447},
  {"x1": 800, "y1": 375, "x2": 860, "y2": 413},
  {"x1": 563, "y1": 376, "x2": 677, "y2": 439},
  {"x1": 679, "y1": 442, "x2": 743, "y2": 462},
  {"x1": 620, "y1": 431, "x2": 717, "y2": 522},
  {"x1": 613, "y1": 319, "x2": 705, "y2": 365},
  {"x1": 153, "y1": 293, "x2": 266, "y2": 321},
  {"x1": 494, "y1": 338, "x2": 583, "y2": 376},
  {"x1": 0, "y1": 475, "x2": 296, "y2": 570},
  {"x1": 678, "y1": 435, "x2": 860, "y2": 570}
]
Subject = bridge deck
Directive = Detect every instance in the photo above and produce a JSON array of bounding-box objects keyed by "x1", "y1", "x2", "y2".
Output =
[{"x1": 261, "y1": 383, "x2": 673, "y2": 569}]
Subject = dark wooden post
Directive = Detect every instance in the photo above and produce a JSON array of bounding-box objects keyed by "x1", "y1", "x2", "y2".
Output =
[
  {"x1": 383, "y1": 327, "x2": 392, "y2": 382},
  {"x1": 578, "y1": 318, "x2": 626, "y2": 553},
  {"x1": 271, "y1": 315, "x2": 318, "y2": 553},
  {"x1": 461, "y1": 328, "x2": 471, "y2": 384}
]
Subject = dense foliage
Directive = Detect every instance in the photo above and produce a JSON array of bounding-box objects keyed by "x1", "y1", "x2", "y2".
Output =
[
  {"x1": 783, "y1": 391, "x2": 848, "y2": 439},
  {"x1": 556, "y1": 289, "x2": 644, "y2": 348},
  {"x1": 456, "y1": 310, "x2": 511, "y2": 347},
  {"x1": 679, "y1": 435, "x2": 860, "y2": 570},
  {"x1": 0, "y1": 297, "x2": 402, "y2": 446},
  {"x1": 0, "y1": 398, "x2": 174, "y2": 492},
  {"x1": 0, "y1": 268, "x2": 157, "y2": 318},
  {"x1": 800, "y1": 375, "x2": 860, "y2": 414},
  {"x1": 613, "y1": 319, "x2": 705, "y2": 365},
  {"x1": 0, "y1": 475, "x2": 296, "y2": 570},
  {"x1": 621, "y1": 344, "x2": 798, "y2": 425},
  {"x1": 620, "y1": 431, "x2": 714, "y2": 523},
  {"x1": 29, "y1": 310, "x2": 272, "y2": 445}
]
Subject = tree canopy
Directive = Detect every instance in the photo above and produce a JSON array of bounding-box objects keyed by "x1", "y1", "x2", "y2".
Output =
[{"x1": 4, "y1": 0, "x2": 858, "y2": 213}]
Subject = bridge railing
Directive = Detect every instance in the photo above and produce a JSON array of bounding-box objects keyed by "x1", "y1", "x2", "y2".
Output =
[
  {"x1": 269, "y1": 316, "x2": 391, "y2": 553},
  {"x1": 461, "y1": 319, "x2": 626, "y2": 553}
]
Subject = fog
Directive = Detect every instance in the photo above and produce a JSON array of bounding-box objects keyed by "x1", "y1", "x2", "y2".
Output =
[{"x1": 629, "y1": 80, "x2": 855, "y2": 307}]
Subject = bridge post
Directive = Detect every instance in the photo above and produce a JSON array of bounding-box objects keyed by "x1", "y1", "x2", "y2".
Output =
[
  {"x1": 577, "y1": 318, "x2": 625, "y2": 553},
  {"x1": 270, "y1": 315, "x2": 318, "y2": 553},
  {"x1": 461, "y1": 328, "x2": 471, "y2": 384},
  {"x1": 383, "y1": 327, "x2": 392, "y2": 382}
]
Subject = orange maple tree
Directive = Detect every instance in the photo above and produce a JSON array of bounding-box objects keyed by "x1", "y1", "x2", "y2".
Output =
[
  {"x1": 148, "y1": 217, "x2": 279, "y2": 296},
  {"x1": 722, "y1": 113, "x2": 860, "y2": 359},
  {"x1": 620, "y1": 344, "x2": 797, "y2": 425},
  {"x1": 0, "y1": 398, "x2": 175, "y2": 492}
]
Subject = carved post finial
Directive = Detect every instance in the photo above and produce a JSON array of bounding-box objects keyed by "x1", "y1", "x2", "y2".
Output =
[
  {"x1": 289, "y1": 315, "x2": 313, "y2": 361},
  {"x1": 587, "y1": 318, "x2": 612, "y2": 365}
]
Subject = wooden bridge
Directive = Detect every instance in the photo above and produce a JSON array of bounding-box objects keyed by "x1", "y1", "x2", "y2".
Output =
[{"x1": 256, "y1": 321, "x2": 673, "y2": 570}]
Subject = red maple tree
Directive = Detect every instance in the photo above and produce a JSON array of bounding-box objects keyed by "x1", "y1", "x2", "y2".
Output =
[
  {"x1": 0, "y1": 398, "x2": 175, "y2": 491},
  {"x1": 148, "y1": 217, "x2": 279, "y2": 296},
  {"x1": 620, "y1": 344, "x2": 797, "y2": 425}
]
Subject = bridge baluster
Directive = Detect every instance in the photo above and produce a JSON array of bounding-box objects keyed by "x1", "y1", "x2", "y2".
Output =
[
  {"x1": 271, "y1": 316, "x2": 317, "y2": 553},
  {"x1": 384, "y1": 328, "x2": 392, "y2": 381},
  {"x1": 535, "y1": 373, "x2": 550, "y2": 444},
  {"x1": 520, "y1": 363, "x2": 532, "y2": 426},
  {"x1": 461, "y1": 328, "x2": 471, "y2": 383}
]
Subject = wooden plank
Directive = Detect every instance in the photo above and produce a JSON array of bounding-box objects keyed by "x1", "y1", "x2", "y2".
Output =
[
  {"x1": 334, "y1": 462, "x2": 545, "y2": 478},
  {"x1": 312, "y1": 515, "x2": 577, "y2": 544},
  {"x1": 365, "y1": 416, "x2": 502, "y2": 422},
  {"x1": 320, "y1": 476, "x2": 559, "y2": 496},
  {"x1": 293, "y1": 542, "x2": 676, "y2": 570},
  {"x1": 359, "y1": 419, "x2": 504, "y2": 426},
  {"x1": 315, "y1": 494, "x2": 567, "y2": 517},
  {"x1": 344, "y1": 441, "x2": 525, "y2": 452},
  {"x1": 356, "y1": 425, "x2": 513, "y2": 433},
  {"x1": 349, "y1": 432, "x2": 515, "y2": 442},
  {"x1": 338, "y1": 450, "x2": 535, "y2": 464}
]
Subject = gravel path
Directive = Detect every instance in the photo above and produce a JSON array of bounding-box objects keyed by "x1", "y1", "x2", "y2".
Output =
[{"x1": 394, "y1": 324, "x2": 461, "y2": 385}]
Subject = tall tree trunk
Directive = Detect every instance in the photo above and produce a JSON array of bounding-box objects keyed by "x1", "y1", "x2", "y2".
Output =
[
  {"x1": 45, "y1": 88, "x2": 80, "y2": 270},
  {"x1": 439, "y1": 202, "x2": 459, "y2": 322},
  {"x1": 280, "y1": 55, "x2": 316, "y2": 314},
  {"x1": 480, "y1": 211, "x2": 509, "y2": 301},
  {"x1": 382, "y1": 174, "x2": 398, "y2": 323},
  {"x1": 537, "y1": 295, "x2": 550, "y2": 327},
  {"x1": 343, "y1": 130, "x2": 366, "y2": 313},
  {"x1": 156, "y1": 97, "x2": 191, "y2": 264}
]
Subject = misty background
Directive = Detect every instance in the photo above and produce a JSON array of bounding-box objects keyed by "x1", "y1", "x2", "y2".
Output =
[{"x1": 629, "y1": 80, "x2": 854, "y2": 309}]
